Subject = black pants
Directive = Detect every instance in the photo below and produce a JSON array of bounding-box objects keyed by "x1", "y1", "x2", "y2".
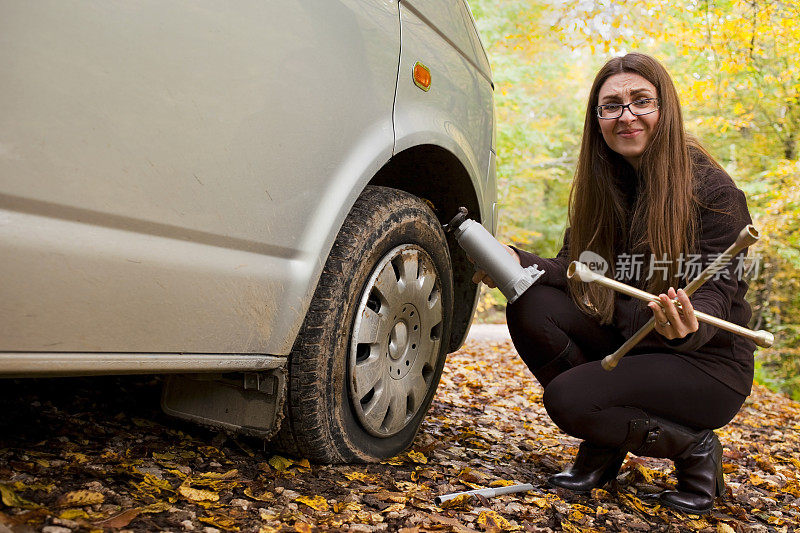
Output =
[{"x1": 506, "y1": 285, "x2": 746, "y2": 449}]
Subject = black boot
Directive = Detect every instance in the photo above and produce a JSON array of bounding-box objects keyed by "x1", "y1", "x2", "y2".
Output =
[
  {"x1": 548, "y1": 441, "x2": 627, "y2": 492},
  {"x1": 626, "y1": 418, "x2": 724, "y2": 514}
]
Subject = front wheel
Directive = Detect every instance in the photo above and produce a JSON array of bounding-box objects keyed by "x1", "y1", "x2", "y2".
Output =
[{"x1": 275, "y1": 186, "x2": 453, "y2": 462}]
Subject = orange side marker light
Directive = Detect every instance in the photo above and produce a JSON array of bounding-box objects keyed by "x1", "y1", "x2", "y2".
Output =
[{"x1": 413, "y1": 62, "x2": 431, "y2": 91}]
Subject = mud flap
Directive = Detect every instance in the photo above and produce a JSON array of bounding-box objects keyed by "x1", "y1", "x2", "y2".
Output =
[{"x1": 161, "y1": 366, "x2": 286, "y2": 439}]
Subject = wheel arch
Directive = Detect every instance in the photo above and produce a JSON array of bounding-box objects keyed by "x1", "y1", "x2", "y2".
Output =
[{"x1": 369, "y1": 144, "x2": 484, "y2": 353}]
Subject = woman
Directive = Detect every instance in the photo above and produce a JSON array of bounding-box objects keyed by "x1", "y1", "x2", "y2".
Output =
[{"x1": 475, "y1": 53, "x2": 755, "y2": 514}]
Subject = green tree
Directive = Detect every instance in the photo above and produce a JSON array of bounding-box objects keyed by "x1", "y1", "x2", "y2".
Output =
[{"x1": 469, "y1": 0, "x2": 800, "y2": 396}]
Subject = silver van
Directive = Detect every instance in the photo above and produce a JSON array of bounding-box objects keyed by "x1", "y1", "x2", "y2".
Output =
[{"x1": 0, "y1": 0, "x2": 496, "y2": 462}]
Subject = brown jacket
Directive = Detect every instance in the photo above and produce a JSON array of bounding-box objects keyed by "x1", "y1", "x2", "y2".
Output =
[{"x1": 514, "y1": 156, "x2": 756, "y2": 396}]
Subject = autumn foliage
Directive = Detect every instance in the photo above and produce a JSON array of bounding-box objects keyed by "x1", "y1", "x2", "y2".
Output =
[
  {"x1": 2, "y1": 338, "x2": 800, "y2": 531},
  {"x1": 469, "y1": 0, "x2": 800, "y2": 397}
]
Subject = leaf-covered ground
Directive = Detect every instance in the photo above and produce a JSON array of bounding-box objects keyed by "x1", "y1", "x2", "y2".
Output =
[{"x1": 1, "y1": 337, "x2": 799, "y2": 532}]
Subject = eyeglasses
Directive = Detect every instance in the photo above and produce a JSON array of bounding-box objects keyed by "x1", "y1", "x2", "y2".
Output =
[{"x1": 596, "y1": 98, "x2": 660, "y2": 119}]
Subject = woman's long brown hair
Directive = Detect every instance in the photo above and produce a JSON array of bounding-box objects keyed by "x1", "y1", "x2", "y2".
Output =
[{"x1": 568, "y1": 53, "x2": 698, "y2": 324}]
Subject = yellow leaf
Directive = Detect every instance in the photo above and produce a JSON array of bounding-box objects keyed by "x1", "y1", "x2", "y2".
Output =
[
  {"x1": 560, "y1": 519, "x2": 583, "y2": 533},
  {"x1": 65, "y1": 452, "x2": 90, "y2": 464},
  {"x1": 0, "y1": 483, "x2": 39, "y2": 509},
  {"x1": 619, "y1": 493, "x2": 653, "y2": 514},
  {"x1": 717, "y1": 523, "x2": 736, "y2": 533},
  {"x1": 439, "y1": 493, "x2": 473, "y2": 510},
  {"x1": 381, "y1": 503, "x2": 405, "y2": 514},
  {"x1": 200, "y1": 469, "x2": 239, "y2": 479},
  {"x1": 380, "y1": 456, "x2": 404, "y2": 466},
  {"x1": 295, "y1": 494, "x2": 328, "y2": 512},
  {"x1": 634, "y1": 464, "x2": 658, "y2": 483},
  {"x1": 722, "y1": 463, "x2": 737, "y2": 474},
  {"x1": 477, "y1": 510, "x2": 515, "y2": 530},
  {"x1": 268, "y1": 455, "x2": 294, "y2": 471},
  {"x1": 141, "y1": 502, "x2": 171, "y2": 514},
  {"x1": 569, "y1": 510, "x2": 584, "y2": 521},
  {"x1": 344, "y1": 471, "x2": 377, "y2": 483},
  {"x1": 489, "y1": 479, "x2": 517, "y2": 487},
  {"x1": 243, "y1": 487, "x2": 274, "y2": 502},
  {"x1": 179, "y1": 485, "x2": 219, "y2": 502},
  {"x1": 199, "y1": 514, "x2": 239, "y2": 532},
  {"x1": 258, "y1": 527, "x2": 280, "y2": 533},
  {"x1": 57, "y1": 490, "x2": 105, "y2": 507},
  {"x1": 152, "y1": 452, "x2": 177, "y2": 461},
  {"x1": 406, "y1": 451, "x2": 428, "y2": 464},
  {"x1": 333, "y1": 501, "x2": 362, "y2": 513},
  {"x1": 530, "y1": 496, "x2": 548, "y2": 508},
  {"x1": 140, "y1": 473, "x2": 172, "y2": 491},
  {"x1": 685, "y1": 518, "x2": 710, "y2": 529},
  {"x1": 59, "y1": 509, "x2": 90, "y2": 520},
  {"x1": 294, "y1": 523, "x2": 312, "y2": 533}
]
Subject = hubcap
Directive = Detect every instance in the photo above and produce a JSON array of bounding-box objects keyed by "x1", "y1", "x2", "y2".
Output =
[{"x1": 349, "y1": 245, "x2": 443, "y2": 438}]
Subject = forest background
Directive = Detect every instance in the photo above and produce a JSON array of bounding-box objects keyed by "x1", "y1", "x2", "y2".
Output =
[{"x1": 469, "y1": 0, "x2": 800, "y2": 397}]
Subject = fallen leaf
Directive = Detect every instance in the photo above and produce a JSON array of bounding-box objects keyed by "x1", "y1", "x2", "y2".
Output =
[
  {"x1": 139, "y1": 472, "x2": 172, "y2": 492},
  {"x1": 152, "y1": 452, "x2": 177, "y2": 461},
  {"x1": 0, "y1": 484, "x2": 39, "y2": 509},
  {"x1": 488, "y1": 479, "x2": 517, "y2": 487},
  {"x1": 343, "y1": 471, "x2": 378, "y2": 483},
  {"x1": 439, "y1": 493, "x2": 473, "y2": 510},
  {"x1": 141, "y1": 502, "x2": 171, "y2": 514},
  {"x1": 56, "y1": 490, "x2": 105, "y2": 508},
  {"x1": 333, "y1": 501, "x2": 362, "y2": 513},
  {"x1": 406, "y1": 450, "x2": 428, "y2": 464},
  {"x1": 93, "y1": 508, "x2": 142, "y2": 529},
  {"x1": 717, "y1": 523, "x2": 736, "y2": 533},
  {"x1": 243, "y1": 487, "x2": 274, "y2": 502},
  {"x1": 178, "y1": 485, "x2": 219, "y2": 502},
  {"x1": 560, "y1": 519, "x2": 584, "y2": 533},
  {"x1": 58, "y1": 509, "x2": 90, "y2": 520},
  {"x1": 381, "y1": 502, "x2": 405, "y2": 514},
  {"x1": 65, "y1": 452, "x2": 90, "y2": 464},
  {"x1": 268, "y1": 455, "x2": 294, "y2": 471},
  {"x1": 431, "y1": 513, "x2": 479, "y2": 532},
  {"x1": 477, "y1": 510, "x2": 516, "y2": 531},
  {"x1": 295, "y1": 495, "x2": 328, "y2": 512},
  {"x1": 530, "y1": 496, "x2": 549, "y2": 508},
  {"x1": 294, "y1": 522, "x2": 312, "y2": 533},
  {"x1": 200, "y1": 469, "x2": 239, "y2": 479},
  {"x1": 199, "y1": 513, "x2": 239, "y2": 531}
]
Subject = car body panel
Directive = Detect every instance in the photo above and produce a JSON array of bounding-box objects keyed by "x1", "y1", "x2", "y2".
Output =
[
  {"x1": 394, "y1": 1, "x2": 494, "y2": 226},
  {"x1": 0, "y1": 0, "x2": 495, "y2": 374},
  {"x1": 0, "y1": 0, "x2": 400, "y2": 354},
  {"x1": 401, "y1": 0, "x2": 492, "y2": 87}
]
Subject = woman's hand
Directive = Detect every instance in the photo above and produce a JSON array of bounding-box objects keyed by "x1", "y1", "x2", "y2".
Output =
[
  {"x1": 648, "y1": 287, "x2": 699, "y2": 340},
  {"x1": 470, "y1": 245, "x2": 520, "y2": 288}
]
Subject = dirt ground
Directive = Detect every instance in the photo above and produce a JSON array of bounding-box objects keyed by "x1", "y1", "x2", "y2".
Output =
[{"x1": 1, "y1": 338, "x2": 799, "y2": 532}]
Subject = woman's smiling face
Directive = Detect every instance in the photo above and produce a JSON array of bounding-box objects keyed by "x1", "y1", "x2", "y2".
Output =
[{"x1": 597, "y1": 72, "x2": 660, "y2": 170}]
